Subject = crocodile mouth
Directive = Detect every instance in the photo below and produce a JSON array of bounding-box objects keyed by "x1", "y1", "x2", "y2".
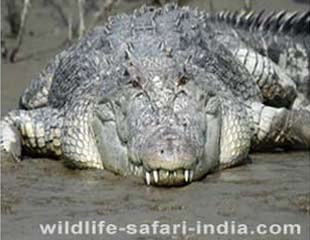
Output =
[{"x1": 128, "y1": 161, "x2": 198, "y2": 186}]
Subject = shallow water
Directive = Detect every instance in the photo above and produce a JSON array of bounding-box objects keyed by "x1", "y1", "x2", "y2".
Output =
[{"x1": 1, "y1": 0, "x2": 310, "y2": 240}]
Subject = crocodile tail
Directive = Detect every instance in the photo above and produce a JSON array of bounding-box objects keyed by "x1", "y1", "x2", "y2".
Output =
[
  {"x1": 211, "y1": 10, "x2": 310, "y2": 56},
  {"x1": 212, "y1": 10, "x2": 310, "y2": 36},
  {"x1": 211, "y1": 10, "x2": 310, "y2": 100}
]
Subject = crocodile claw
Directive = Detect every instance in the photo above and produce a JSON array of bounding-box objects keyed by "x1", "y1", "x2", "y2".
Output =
[{"x1": 0, "y1": 121, "x2": 21, "y2": 162}]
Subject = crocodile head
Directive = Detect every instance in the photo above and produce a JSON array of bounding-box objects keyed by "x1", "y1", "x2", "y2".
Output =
[{"x1": 94, "y1": 56, "x2": 221, "y2": 186}]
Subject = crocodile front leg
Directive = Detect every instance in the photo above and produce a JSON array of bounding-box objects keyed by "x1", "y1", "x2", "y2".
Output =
[
  {"x1": 206, "y1": 97, "x2": 252, "y2": 169},
  {"x1": 1, "y1": 108, "x2": 63, "y2": 159},
  {"x1": 250, "y1": 102, "x2": 310, "y2": 150},
  {"x1": 1, "y1": 106, "x2": 103, "y2": 169},
  {"x1": 62, "y1": 99, "x2": 103, "y2": 170}
]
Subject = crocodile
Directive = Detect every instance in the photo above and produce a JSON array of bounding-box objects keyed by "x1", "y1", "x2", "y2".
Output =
[{"x1": 1, "y1": 4, "x2": 310, "y2": 186}]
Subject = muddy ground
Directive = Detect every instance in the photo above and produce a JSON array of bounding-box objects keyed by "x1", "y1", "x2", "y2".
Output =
[{"x1": 1, "y1": 0, "x2": 310, "y2": 240}]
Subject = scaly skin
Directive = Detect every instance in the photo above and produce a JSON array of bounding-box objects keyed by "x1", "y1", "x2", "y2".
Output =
[
  {"x1": 1, "y1": 4, "x2": 309, "y2": 186},
  {"x1": 213, "y1": 10, "x2": 310, "y2": 105}
]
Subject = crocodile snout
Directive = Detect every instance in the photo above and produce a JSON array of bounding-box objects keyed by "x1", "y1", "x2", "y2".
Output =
[{"x1": 138, "y1": 127, "x2": 198, "y2": 186}]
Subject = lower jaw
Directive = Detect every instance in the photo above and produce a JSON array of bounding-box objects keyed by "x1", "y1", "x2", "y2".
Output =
[{"x1": 127, "y1": 162, "x2": 197, "y2": 186}]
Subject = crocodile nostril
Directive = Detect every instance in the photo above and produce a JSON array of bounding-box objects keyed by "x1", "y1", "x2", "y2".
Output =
[{"x1": 160, "y1": 149, "x2": 165, "y2": 154}]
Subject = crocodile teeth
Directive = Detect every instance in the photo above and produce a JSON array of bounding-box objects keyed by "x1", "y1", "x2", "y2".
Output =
[
  {"x1": 137, "y1": 166, "x2": 143, "y2": 176},
  {"x1": 163, "y1": 170, "x2": 169, "y2": 178},
  {"x1": 135, "y1": 166, "x2": 140, "y2": 176},
  {"x1": 153, "y1": 170, "x2": 159, "y2": 183},
  {"x1": 145, "y1": 171, "x2": 151, "y2": 185},
  {"x1": 173, "y1": 171, "x2": 177, "y2": 177},
  {"x1": 189, "y1": 170, "x2": 194, "y2": 182},
  {"x1": 184, "y1": 169, "x2": 189, "y2": 182}
]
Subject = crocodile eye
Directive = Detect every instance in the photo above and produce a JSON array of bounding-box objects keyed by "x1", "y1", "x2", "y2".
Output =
[
  {"x1": 129, "y1": 76, "x2": 142, "y2": 89},
  {"x1": 177, "y1": 74, "x2": 188, "y2": 86}
]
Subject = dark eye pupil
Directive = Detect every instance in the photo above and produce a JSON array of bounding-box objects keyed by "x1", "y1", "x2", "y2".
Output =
[
  {"x1": 180, "y1": 76, "x2": 187, "y2": 84},
  {"x1": 177, "y1": 75, "x2": 187, "y2": 86},
  {"x1": 132, "y1": 80, "x2": 140, "y2": 88}
]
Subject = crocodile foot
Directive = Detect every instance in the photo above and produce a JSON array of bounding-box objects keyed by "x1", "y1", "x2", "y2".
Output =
[{"x1": 0, "y1": 121, "x2": 21, "y2": 162}]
